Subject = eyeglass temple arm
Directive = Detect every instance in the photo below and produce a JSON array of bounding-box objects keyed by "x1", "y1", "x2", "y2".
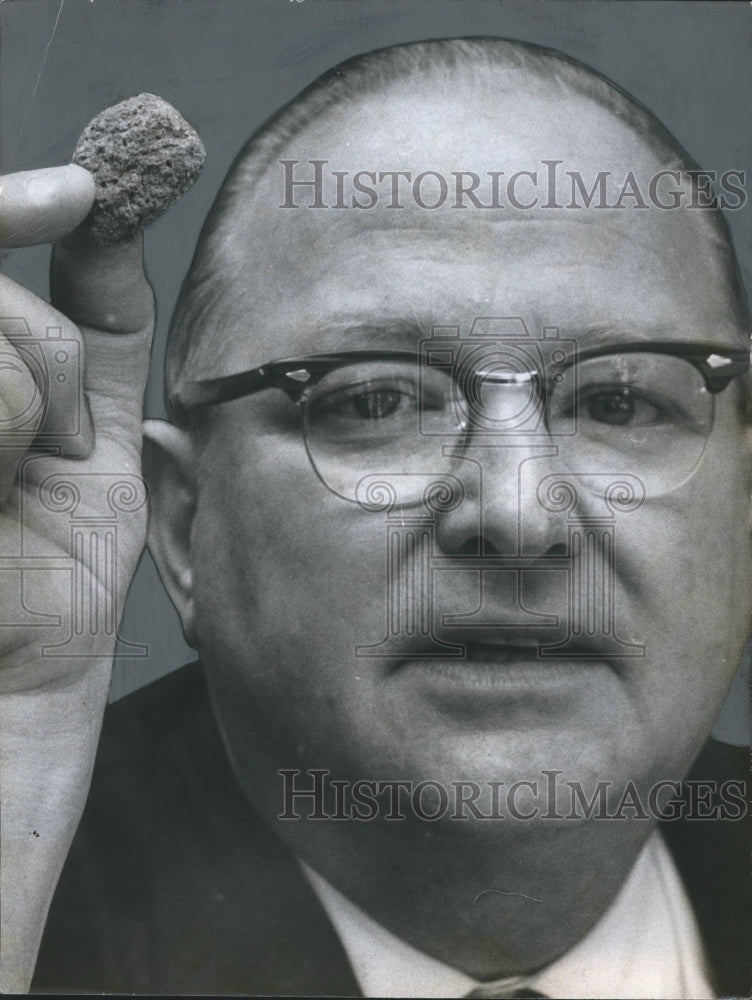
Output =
[
  {"x1": 168, "y1": 343, "x2": 751, "y2": 422},
  {"x1": 168, "y1": 351, "x2": 421, "y2": 422}
]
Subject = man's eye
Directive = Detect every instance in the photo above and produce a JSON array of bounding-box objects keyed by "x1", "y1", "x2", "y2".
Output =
[
  {"x1": 349, "y1": 387, "x2": 406, "y2": 420},
  {"x1": 310, "y1": 378, "x2": 421, "y2": 425},
  {"x1": 580, "y1": 386, "x2": 668, "y2": 427}
]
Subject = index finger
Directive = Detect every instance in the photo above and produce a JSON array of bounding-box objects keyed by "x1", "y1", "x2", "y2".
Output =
[{"x1": 0, "y1": 166, "x2": 95, "y2": 248}]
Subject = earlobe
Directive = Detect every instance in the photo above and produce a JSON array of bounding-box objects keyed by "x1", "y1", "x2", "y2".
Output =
[{"x1": 142, "y1": 418, "x2": 199, "y2": 647}]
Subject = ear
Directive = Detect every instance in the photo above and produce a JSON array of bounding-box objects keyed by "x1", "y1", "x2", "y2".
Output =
[
  {"x1": 143, "y1": 418, "x2": 199, "y2": 647},
  {"x1": 746, "y1": 423, "x2": 752, "y2": 539}
]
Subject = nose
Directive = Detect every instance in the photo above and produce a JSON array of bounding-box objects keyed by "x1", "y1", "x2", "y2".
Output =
[{"x1": 433, "y1": 439, "x2": 569, "y2": 558}]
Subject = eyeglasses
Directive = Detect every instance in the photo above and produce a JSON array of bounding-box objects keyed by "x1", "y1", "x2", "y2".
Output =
[{"x1": 169, "y1": 341, "x2": 749, "y2": 505}]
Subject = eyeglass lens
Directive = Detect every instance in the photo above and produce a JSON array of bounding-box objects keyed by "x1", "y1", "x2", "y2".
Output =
[{"x1": 303, "y1": 353, "x2": 714, "y2": 503}]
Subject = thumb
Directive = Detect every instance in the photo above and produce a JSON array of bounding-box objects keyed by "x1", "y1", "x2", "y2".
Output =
[
  {"x1": 50, "y1": 231, "x2": 154, "y2": 336},
  {"x1": 49, "y1": 229, "x2": 154, "y2": 449}
]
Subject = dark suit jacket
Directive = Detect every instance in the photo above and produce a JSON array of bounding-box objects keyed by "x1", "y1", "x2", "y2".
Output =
[{"x1": 32, "y1": 663, "x2": 750, "y2": 997}]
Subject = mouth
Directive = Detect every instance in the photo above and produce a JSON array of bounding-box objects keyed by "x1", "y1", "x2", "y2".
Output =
[
  {"x1": 387, "y1": 626, "x2": 615, "y2": 667},
  {"x1": 384, "y1": 628, "x2": 621, "y2": 701},
  {"x1": 443, "y1": 641, "x2": 547, "y2": 663}
]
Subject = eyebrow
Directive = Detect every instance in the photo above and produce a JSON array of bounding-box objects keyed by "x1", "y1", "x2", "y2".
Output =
[
  {"x1": 322, "y1": 319, "x2": 434, "y2": 346},
  {"x1": 570, "y1": 322, "x2": 750, "y2": 352},
  {"x1": 303, "y1": 317, "x2": 747, "y2": 354}
]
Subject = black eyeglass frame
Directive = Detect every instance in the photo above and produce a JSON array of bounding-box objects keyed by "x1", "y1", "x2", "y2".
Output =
[{"x1": 168, "y1": 341, "x2": 750, "y2": 427}]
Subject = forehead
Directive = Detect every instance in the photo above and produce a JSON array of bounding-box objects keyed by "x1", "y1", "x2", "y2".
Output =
[{"x1": 203, "y1": 77, "x2": 745, "y2": 373}]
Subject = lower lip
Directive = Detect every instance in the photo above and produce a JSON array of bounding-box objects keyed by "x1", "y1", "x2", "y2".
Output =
[{"x1": 393, "y1": 646, "x2": 614, "y2": 714}]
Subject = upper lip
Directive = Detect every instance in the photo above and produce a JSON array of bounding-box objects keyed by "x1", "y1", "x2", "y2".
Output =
[{"x1": 382, "y1": 624, "x2": 615, "y2": 668}]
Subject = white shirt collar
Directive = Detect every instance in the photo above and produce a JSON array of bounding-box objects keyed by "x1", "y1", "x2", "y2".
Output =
[{"x1": 301, "y1": 831, "x2": 714, "y2": 999}]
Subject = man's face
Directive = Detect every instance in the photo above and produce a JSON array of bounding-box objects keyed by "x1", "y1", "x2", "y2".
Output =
[{"x1": 184, "y1": 79, "x2": 752, "y2": 829}]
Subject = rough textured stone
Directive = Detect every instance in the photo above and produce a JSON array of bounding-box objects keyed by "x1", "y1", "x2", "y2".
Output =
[{"x1": 72, "y1": 93, "x2": 205, "y2": 244}]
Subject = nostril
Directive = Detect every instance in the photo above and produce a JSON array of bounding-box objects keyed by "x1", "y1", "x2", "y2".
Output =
[
  {"x1": 454, "y1": 536, "x2": 500, "y2": 557},
  {"x1": 544, "y1": 542, "x2": 568, "y2": 558}
]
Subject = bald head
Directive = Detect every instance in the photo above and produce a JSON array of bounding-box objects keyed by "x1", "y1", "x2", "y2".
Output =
[{"x1": 166, "y1": 37, "x2": 748, "y2": 406}]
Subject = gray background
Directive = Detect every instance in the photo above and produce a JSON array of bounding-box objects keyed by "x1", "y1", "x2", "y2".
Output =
[{"x1": 1, "y1": 0, "x2": 751, "y2": 710}]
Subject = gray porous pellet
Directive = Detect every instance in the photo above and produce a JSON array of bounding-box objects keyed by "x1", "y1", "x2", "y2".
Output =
[{"x1": 72, "y1": 93, "x2": 206, "y2": 243}]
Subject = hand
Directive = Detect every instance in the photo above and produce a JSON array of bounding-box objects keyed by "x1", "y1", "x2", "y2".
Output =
[{"x1": 0, "y1": 164, "x2": 154, "y2": 993}]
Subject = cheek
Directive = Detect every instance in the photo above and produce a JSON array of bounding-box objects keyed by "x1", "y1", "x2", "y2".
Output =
[
  {"x1": 623, "y1": 415, "x2": 752, "y2": 594},
  {"x1": 682, "y1": 429, "x2": 752, "y2": 614},
  {"x1": 190, "y1": 435, "x2": 390, "y2": 674},
  {"x1": 188, "y1": 447, "x2": 399, "y2": 776},
  {"x1": 614, "y1": 440, "x2": 752, "y2": 740}
]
